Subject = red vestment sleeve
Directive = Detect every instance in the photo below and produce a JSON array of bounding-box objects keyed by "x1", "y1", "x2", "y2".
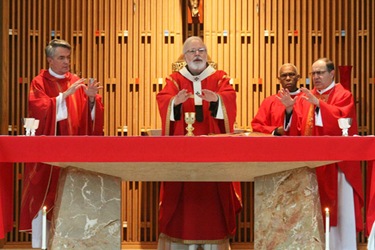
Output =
[{"x1": 251, "y1": 95, "x2": 286, "y2": 134}]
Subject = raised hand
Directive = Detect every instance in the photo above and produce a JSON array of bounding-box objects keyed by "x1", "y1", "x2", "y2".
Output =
[
  {"x1": 197, "y1": 89, "x2": 218, "y2": 102},
  {"x1": 62, "y1": 78, "x2": 87, "y2": 99},
  {"x1": 174, "y1": 89, "x2": 193, "y2": 106},
  {"x1": 300, "y1": 87, "x2": 319, "y2": 106},
  {"x1": 84, "y1": 78, "x2": 103, "y2": 101},
  {"x1": 277, "y1": 88, "x2": 297, "y2": 113}
]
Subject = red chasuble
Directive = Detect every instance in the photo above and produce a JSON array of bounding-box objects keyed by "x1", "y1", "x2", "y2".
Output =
[
  {"x1": 287, "y1": 83, "x2": 363, "y2": 231},
  {"x1": 156, "y1": 69, "x2": 242, "y2": 242},
  {"x1": 19, "y1": 70, "x2": 104, "y2": 231},
  {"x1": 251, "y1": 92, "x2": 301, "y2": 134}
]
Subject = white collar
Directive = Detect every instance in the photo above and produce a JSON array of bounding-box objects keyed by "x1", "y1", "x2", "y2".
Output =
[
  {"x1": 49, "y1": 68, "x2": 66, "y2": 79},
  {"x1": 179, "y1": 65, "x2": 216, "y2": 82},
  {"x1": 317, "y1": 81, "x2": 335, "y2": 94},
  {"x1": 290, "y1": 88, "x2": 301, "y2": 96}
]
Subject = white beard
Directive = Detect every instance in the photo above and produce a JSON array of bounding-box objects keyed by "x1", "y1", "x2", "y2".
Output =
[{"x1": 187, "y1": 60, "x2": 206, "y2": 74}]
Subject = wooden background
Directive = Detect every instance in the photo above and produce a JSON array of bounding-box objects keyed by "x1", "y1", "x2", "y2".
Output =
[{"x1": 0, "y1": 0, "x2": 374, "y2": 249}]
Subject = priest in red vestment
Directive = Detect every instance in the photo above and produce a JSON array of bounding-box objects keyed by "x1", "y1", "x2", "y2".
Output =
[
  {"x1": 251, "y1": 63, "x2": 301, "y2": 135},
  {"x1": 156, "y1": 36, "x2": 242, "y2": 250},
  {"x1": 279, "y1": 58, "x2": 363, "y2": 250},
  {"x1": 19, "y1": 39, "x2": 104, "y2": 246}
]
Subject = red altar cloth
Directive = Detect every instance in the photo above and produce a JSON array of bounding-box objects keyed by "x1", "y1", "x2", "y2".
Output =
[{"x1": 1, "y1": 135, "x2": 375, "y2": 163}]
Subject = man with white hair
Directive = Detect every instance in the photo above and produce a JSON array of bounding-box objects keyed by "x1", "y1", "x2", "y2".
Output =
[{"x1": 156, "y1": 36, "x2": 242, "y2": 250}]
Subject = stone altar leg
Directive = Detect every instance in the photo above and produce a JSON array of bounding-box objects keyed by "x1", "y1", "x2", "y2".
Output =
[
  {"x1": 254, "y1": 167, "x2": 324, "y2": 249},
  {"x1": 49, "y1": 166, "x2": 121, "y2": 249}
]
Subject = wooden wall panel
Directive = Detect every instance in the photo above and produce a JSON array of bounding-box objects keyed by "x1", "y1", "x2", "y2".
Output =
[
  {"x1": 0, "y1": 0, "x2": 9, "y2": 134},
  {"x1": 2, "y1": 0, "x2": 375, "y2": 249}
]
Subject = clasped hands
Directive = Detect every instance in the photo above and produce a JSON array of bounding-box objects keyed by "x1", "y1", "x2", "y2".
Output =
[
  {"x1": 63, "y1": 78, "x2": 103, "y2": 102},
  {"x1": 174, "y1": 89, "x2": 218, "y2": 106},
  {"x1": 277, "y1": 87, "x2": 320, "y2": 113}
]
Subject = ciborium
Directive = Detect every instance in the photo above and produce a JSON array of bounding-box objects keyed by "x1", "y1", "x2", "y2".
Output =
[
  {"x1": 338, "y1": 117, "x2": 352, "y2": 136},
  {"x1": 185, "y1": 112, "x2": 196, "y2": 136}
]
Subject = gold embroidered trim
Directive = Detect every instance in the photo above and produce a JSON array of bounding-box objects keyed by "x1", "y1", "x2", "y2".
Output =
[{"x1": 164, "y1": 77, "x2": 181, "y2": 135}]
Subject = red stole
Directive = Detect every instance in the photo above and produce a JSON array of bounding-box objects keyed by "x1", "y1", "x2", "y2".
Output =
[{"x1": 303, "y1": 90, "x2": 331, "y2": 136}]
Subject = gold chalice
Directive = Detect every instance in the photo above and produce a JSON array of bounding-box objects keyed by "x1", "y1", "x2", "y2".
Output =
[{"x1": 185, "y1": 112, "x2": 196, "y2": 136}]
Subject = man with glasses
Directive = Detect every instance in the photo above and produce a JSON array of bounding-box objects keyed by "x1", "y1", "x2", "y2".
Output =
[
  {"x1": 279, "y1": 58, "x2": 363, "y2": 249},
  {"x1": 251, "y1": 63, "x2": 301, "y2": 135},
  {"x1": 156, "y1": 36, "x2": 242, "y2": 250}
]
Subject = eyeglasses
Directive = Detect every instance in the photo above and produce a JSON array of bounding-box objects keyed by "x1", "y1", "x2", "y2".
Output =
[
  {"x1": 184, "y1": 48, "x2": 207, "y2": 55},
  {"x1": 309, "y1": 70, "x2": 327, "y2": 76},
  {"x1": 279, "y1": 72, "x2": 297, "y2": 79}
]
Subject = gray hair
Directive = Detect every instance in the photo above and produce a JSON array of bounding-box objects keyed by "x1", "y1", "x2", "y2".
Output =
[
  {"x1": 182, "y1": 36, "x2": 206, "y2": 54},
  {"x1": 45, "y1": 39, "x2": 71, "y2": 58},
  {"x1": 278, "y1": 63, "x2": 299, "y2": 75}
]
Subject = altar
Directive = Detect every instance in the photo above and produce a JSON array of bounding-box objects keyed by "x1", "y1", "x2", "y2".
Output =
[
  {"x1": 1, "y1": 135, "x2": 375, "y2": 249},
  {"x1": 2, "y1": 135, "x2": 375, "y2": 181}
]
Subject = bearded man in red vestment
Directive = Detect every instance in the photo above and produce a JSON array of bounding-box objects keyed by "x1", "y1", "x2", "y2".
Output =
[
  {"x1": 19, "y1": 39, "x2": 104, "y2": 246},
  {"x1": 156, "y1": 36, "x2": 242, "y2": 250},
  {"x1": 251, "y1": 63, "x2": 301, "y2": 135},
  {"x1": 279, "y1": 58, "x2": 363, "y2": 250}
]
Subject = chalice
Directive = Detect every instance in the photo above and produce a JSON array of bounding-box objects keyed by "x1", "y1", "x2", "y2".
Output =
[
  {"x1": 185, "y1": 112, "x2": 196, "y2": 136},
  {"x1": 23, "y1": 118, "x2": 35, "y2": 136},
  {"x1": 338, "y1": 117, "x2": 352, "y2": 136}
]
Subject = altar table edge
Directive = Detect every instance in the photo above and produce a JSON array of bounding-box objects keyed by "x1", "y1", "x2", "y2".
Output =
[{"x1": 1, "y1": 136, "x2": 375, "y2": 163}]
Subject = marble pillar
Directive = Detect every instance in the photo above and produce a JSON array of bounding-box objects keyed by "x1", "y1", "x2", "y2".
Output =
[
  {"x1": 49, "y1": 166, "x2": 121, "y2": 249},
  {"x1": 254, "y1": 167, "x2": 325, "y2": 249}
]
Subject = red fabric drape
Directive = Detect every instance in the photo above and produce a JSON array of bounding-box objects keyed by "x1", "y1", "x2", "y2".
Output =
[
  {"x1": 367, "y1": 161, "x2": 375, "y2": 236},
  {"x1": 0, "y1": 163, "x2": 13, "y2": 239},
  {"x1": 338, "y1": 65, "x2": 353, "y2": 91}
]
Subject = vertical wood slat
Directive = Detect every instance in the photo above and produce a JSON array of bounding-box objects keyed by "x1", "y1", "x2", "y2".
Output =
[
  {"x1": 0, "y1": 0, "x2": 9, "y2": 134},
  {"x1": 156, "y1": 0, "x2": 164, "y2": 130},
  {"x1": 365, "y1": 1, "x2": 371, "y2": 137},
  {"x1": 150, "y1": 0, "x2": 159, "y2": 130},
  {"x1": 115, "y1": 0, "x2": 121, "y2": 136},
  {"x1": 143, "y1": 0, "x2": 150, "y2": 131},
  {"x1": 252, "y1": 0, "x2": 260, "y2": 122},
  {"x1": 138, "y1": 0, "x2": 144, "y2": 136},
  {"x1": 119, "y1": 0, "x2": 128, "y2": 137},
  {"x1": 126, "y1": 0, "x2": 133, "y2": 136},
  {"x1": 238, "y1": 1, "x2": 246, "y2": 128},
  {"x1": 294, "y1": 0, "x2": 301, "y2": 74},
  {"x1": 121, "y1": 181, "x2": 127, "y2": 241},
  {"x1": 19, "y1": 0, "x2": 26, "y2": 134},
  {"x1": 247, "y1": 1, "x2": 254, "y2": 129},
  {"x1": 268, "y1": 0, "x2": 275, "y2": 96}
]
